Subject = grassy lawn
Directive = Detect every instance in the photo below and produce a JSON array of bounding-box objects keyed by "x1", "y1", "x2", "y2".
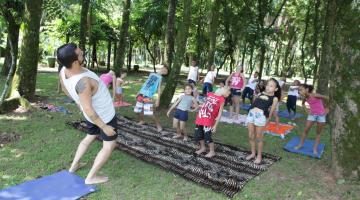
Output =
[{"x1": 0, "y1": 71, "x2": 359, "y2": 200}]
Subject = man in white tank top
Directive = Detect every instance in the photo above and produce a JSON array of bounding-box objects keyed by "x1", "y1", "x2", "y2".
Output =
[{"x1": 57, "y1": 43, "x2": 117, "y2": 185}]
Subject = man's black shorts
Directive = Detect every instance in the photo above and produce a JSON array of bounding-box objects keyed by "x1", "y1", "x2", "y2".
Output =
[{"x1": 85, "y1": 115, "x2": 118, "y2": 141}]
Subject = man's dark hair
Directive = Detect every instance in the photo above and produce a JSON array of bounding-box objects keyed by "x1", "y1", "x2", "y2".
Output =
[{"x1": 56, "y1": 43, "x2": 78, "y2": 69}]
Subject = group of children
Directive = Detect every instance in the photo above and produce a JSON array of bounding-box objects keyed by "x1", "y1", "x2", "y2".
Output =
[{"x1": 101, "y1": 62, "x2": 329, "y2": 164}]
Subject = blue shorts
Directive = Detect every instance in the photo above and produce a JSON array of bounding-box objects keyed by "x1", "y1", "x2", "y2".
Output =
[
  {"x1": 307, "y1": 114, "x2": 326, "y2": 123},
  {"x1": 230, "y1": 88, "x2": 242, "y2": 96},
  {"x1": 203, "y1": 82, "x2": 213, "y2": 96},
  {"x1": 188, "y1": 79, "x2": 196, "y2": 85},
  {"x1": 173, "y1": 109, "x2": 188, "y2": 121}
]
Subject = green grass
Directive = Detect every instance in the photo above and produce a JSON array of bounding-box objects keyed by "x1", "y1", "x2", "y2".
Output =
[{"x1": 0, "y1": 72, "x2": 359, "y2": 200}]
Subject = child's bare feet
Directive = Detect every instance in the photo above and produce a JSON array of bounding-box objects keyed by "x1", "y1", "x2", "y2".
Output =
[
  {"x1": 245, "y1": 154, "x2": 256, "y2": 161},
  {"x1": 183, "y1": 136, "x2": 189, "y2": 141},
  {"x1": 294, "y1": 144, "x2": 302, "y2": 150},
  {"x1": 195, "y1": 148, "x2": 206, "y2": 155},
  {"x1": 172, "y1": 134, "x2": 182, "y2": 139},
  {"x1": 254, "y1": 157, "x2": 262, "y2": 165},
  {"x1": 137, "y1": 121, "x2": 145, "y2": 125},
  {"x1": 313, "y1": 148, "x2": 318, "y2": 155},
  {"x1": 85, "y1": 176, "x2": 109, "y2": 185},
  {"x1": 69, "y1": 162, "x2": 87, "y2": 173},
  {"x1": 157, "y1": 126, "x2": 163, "y2": 132},
  {"x1": 205, "y1": 152, "x2": 215, "y2": 158}
]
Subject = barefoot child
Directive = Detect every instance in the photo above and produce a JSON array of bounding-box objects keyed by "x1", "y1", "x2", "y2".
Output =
[
  {"x1": 167, "y1": 84, "x2": 199, "y2": 141},
  {"x1": 201, "y1": 64, "x2": 217, "y2": 96},
  {"x1": 194, "y1": 86, "x2": 231, "y2": 157},
  {"x1": 286, "y1": 80, "x2": 300, "y2": 120},
  {"x1": 99, "y1": 70, "x2": 126, "y2": 104},
  {"x1": 113, "y1": 73, "x2": 127, "y2": 106},
  {"x1": 226, "y1": 65, "x2": 245, "y2": 119},
  {"x1": 134, "y1": 66, "x2": 169, "y2": 132},
  {"x1": 246, "y1": 78, "x2": 281, "y2": 164},
  {"x1": 295, "y1": 84, "x2": 329, "y2": 155}
]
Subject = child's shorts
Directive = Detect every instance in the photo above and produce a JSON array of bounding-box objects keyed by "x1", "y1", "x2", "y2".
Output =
[
  {"x1": 246, "y1": 109, "x2": 267, "y2": 127},
  {"x1": 194, "y1": 125, "x2": 213, "y2": 143},
  {"x1": 307, "y1": 114, "x2": 326, "y2": 123},
  {"x1": 174, "y1": 109, "x2": 188, "y2": 121},
  {"x1": 116, "y1": 87, "x2": 123, "y2": 94},
  {"x1": 134, "y1": 95, "x2": 154, "y2": 116},
  {"x1": 230, "y1": 88, "x2": 242, "y2": 96}
]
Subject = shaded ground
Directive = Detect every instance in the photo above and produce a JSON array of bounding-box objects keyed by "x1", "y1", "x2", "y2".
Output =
[{"x1": 0, "y1": 71, "x2": 359, "y2": 200}]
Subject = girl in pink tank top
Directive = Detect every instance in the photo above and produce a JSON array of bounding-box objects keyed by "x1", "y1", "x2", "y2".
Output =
[
  {"x1": 225, "y1": 66, "x2": 245, "y2": 120},
  {"x1": 295, "y1": 84, "x2": 329, "y2": 156},
  {"x1": 100, "y1": 70, "x2": 127, "y2": 106}
]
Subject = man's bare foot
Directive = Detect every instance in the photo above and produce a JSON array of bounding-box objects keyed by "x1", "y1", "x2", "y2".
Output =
[
  {"x1": 69, "y1": 162, "x2": 87, "y2": 173},
  {"x1": 172, "y1": 134, "x2": 182, "y2": 139},
  {"x1": 205, "y1": 152, "x2": 215, "y2": 158},
  {"x1": 294, "y1": 144, "x2": 302, "y2": 150},
  {"x1": 183, "y1": 136, "x2": 189, "y2": 141},
  {"x1": 245, "y1": 154, "x2": 256, "y2": 161},
  {"x1": 195, "y1": 148, "x2": 206, "y2": 155},
  {"x1": 137, "y1": 121, "x2": 145, "y2": 125},
  {"x1": 85, "y1": 176, "x2": 109, "y2": 185},
  {"x1": 254, "y1": 157, "x2": 262, "y2": 164}
]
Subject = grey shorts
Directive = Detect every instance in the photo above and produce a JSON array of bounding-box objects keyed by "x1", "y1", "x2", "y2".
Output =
[{"x1": 246, "y1": 109, "x2": 267, "y2": 127}]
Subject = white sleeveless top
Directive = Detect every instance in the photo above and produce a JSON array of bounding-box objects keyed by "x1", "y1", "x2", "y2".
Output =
[{"x1": 60, "y1": 67, "x2": 115, "y2": 124}]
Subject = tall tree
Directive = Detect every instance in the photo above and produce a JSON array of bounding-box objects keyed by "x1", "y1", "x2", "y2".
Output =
[
  {"x1": 206, "y1": 0, "x2": 221, "y2": 69},
  {"x1": 300, "y1": 2, "x2": 312, "y2": 83},
  {"x1": 311, "y1": 0, "x2": 321, "y2": 85},
  {"x1": 114, "y1": 0, "x2": 131, "y2": 76},
  {"x1": 79, "y1": 0, "x2": 90, "y2": 51},
  {"x1": 0, "y1": 0, "x2": 23, "y2": 76},
  {"x1": 316, "y1": 0, "x2": 336, "y2": 95},
  {"x1": 164, "y1": 0, "x2": 177, "y2": 69},
  {"x1": 160, "y1": 0, "x2": 192, "y2": 108},
  {"x1": 10, "y1": 0, "x2": 43, "y2": 100},
  {"x1": 330, "y1": 0, "x2": 360, "y2": 180}
]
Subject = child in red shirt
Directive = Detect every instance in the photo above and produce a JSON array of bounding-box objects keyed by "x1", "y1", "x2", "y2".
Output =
[{"x1": 194, "y1": 86, "x2": 231, "y2": 157}]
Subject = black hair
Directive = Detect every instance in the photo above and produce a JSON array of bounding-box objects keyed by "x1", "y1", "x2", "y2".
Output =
[
  {"x1": 220, "y1": 80, "x2": 226, "y2": 85},
  {"x1": 185, "y1": 83, "x2": 193, "y2": 89},
  {"x1": 56, "y1": 43, "x2": 78, "y2": 69},
  {"x1": 300, "y1": 83, "x2": 314, "y2": 93},
  {"x1": 268, "y1": 78, "x2": 282, "y2": 100}
]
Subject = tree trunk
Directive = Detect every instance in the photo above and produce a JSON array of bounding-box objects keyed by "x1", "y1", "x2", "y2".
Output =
[
  {"x1": 160, "y1": 0, "x2": 192, "y2": 108},
  {"x1": 195, "y1": 0, "x2": 204, "y2": 65},
  {"x1": 79, "y1": 0, "x2": 90, "y2": 51},
  {"x1": 164, "y1": 0, "x2": 177, "y2": 69},
  {"x1": 316, "y1": 0, "x2": 336, "y2": 95},
  {"x1": 312, "y1": 0, "x2": 321, "y2": 85},
  {"x1": 91, "y1": 41, "x2": 97, "y2": 69},
  {"x1": 206, "y1": 0, "x2": 221, "y2": 69},
  {"x1": 301, "y1": 2, "x2": 311, "y2": 83},
  {"x1": 330, "y1": 0, "x2": 360, "y2": 180},
  {"x1": 1, "y1": 5, "x2": 22, "y2": 76},
  {"x1": 107, "y1": 40, "x2": 111, "y2": 70},
  {"x1": 256, "y1": 0, "x2": 267, "y2": 80},
  {"x1": 127, "y1": 39, "x2": 133, "y2": 71},
  {"x1": 241, "y1": 42, "x2": 247, "y2": 68},
  {"x1": 114, "y1": 0, "x2": 131, "y2": 76},
  {"x1": 10, "y1": 0, "x2": 43, "y2": 100},
  {"x1": 113, "y1": 41, "x2": 117, "y2": 66}
]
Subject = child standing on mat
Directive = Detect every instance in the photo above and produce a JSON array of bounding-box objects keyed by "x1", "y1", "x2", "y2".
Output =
[
  {"x1": 226, "y1": 65, "x2": 245, "y2": 120},
  {"x1": 246, "y1": 78, "x2": 281, "y2": 164},
  {"x1": 194, "y1": 86, "x2": 231, "y2": 157},
  {"x1": 134, "y1": 66, "x2": 169, "y2": 132},
  {"x1": 242, "y1": 71, "x2": 259, "y2": 103},
  {"x1": 100, "y1": 70, "x2": 126, "y2": 105},
  {"x1": 286, "y1": 80, "x2": 300, "y2": 120},
  {"x1": 274, "y1": 77, "x2": 286, "y2": 127},
  {"x1": 187, "y1": 60, "x2": 199, "y2": 98},
  {"x1": 167, "y1": 84, "x2": 199, "y2": 141},
  {"x1": 201, "y1": 64, "x2": 217, "y2": 96},
  {"x1": 295, "y1": 84, "x2": 329, "y2": 155}
]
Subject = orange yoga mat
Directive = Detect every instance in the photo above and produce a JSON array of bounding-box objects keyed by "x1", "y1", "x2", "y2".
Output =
[{"x1": 264, "y1": 122, "x2": 294, "y2": 139}]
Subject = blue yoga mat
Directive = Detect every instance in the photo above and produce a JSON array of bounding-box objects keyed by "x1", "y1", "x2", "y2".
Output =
[
  {"x1": 0, "y1": 170, "x2": 97, "y2": 200},
  {"x1": 284, "y1": 136, "x2": 325, "y2": 159},
  {"x1": 277, "y1": 110, "x2": 304, "y2": 119},
  {"x1": 240, "y1": 104, "x2": 251, "y2": 111}
]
